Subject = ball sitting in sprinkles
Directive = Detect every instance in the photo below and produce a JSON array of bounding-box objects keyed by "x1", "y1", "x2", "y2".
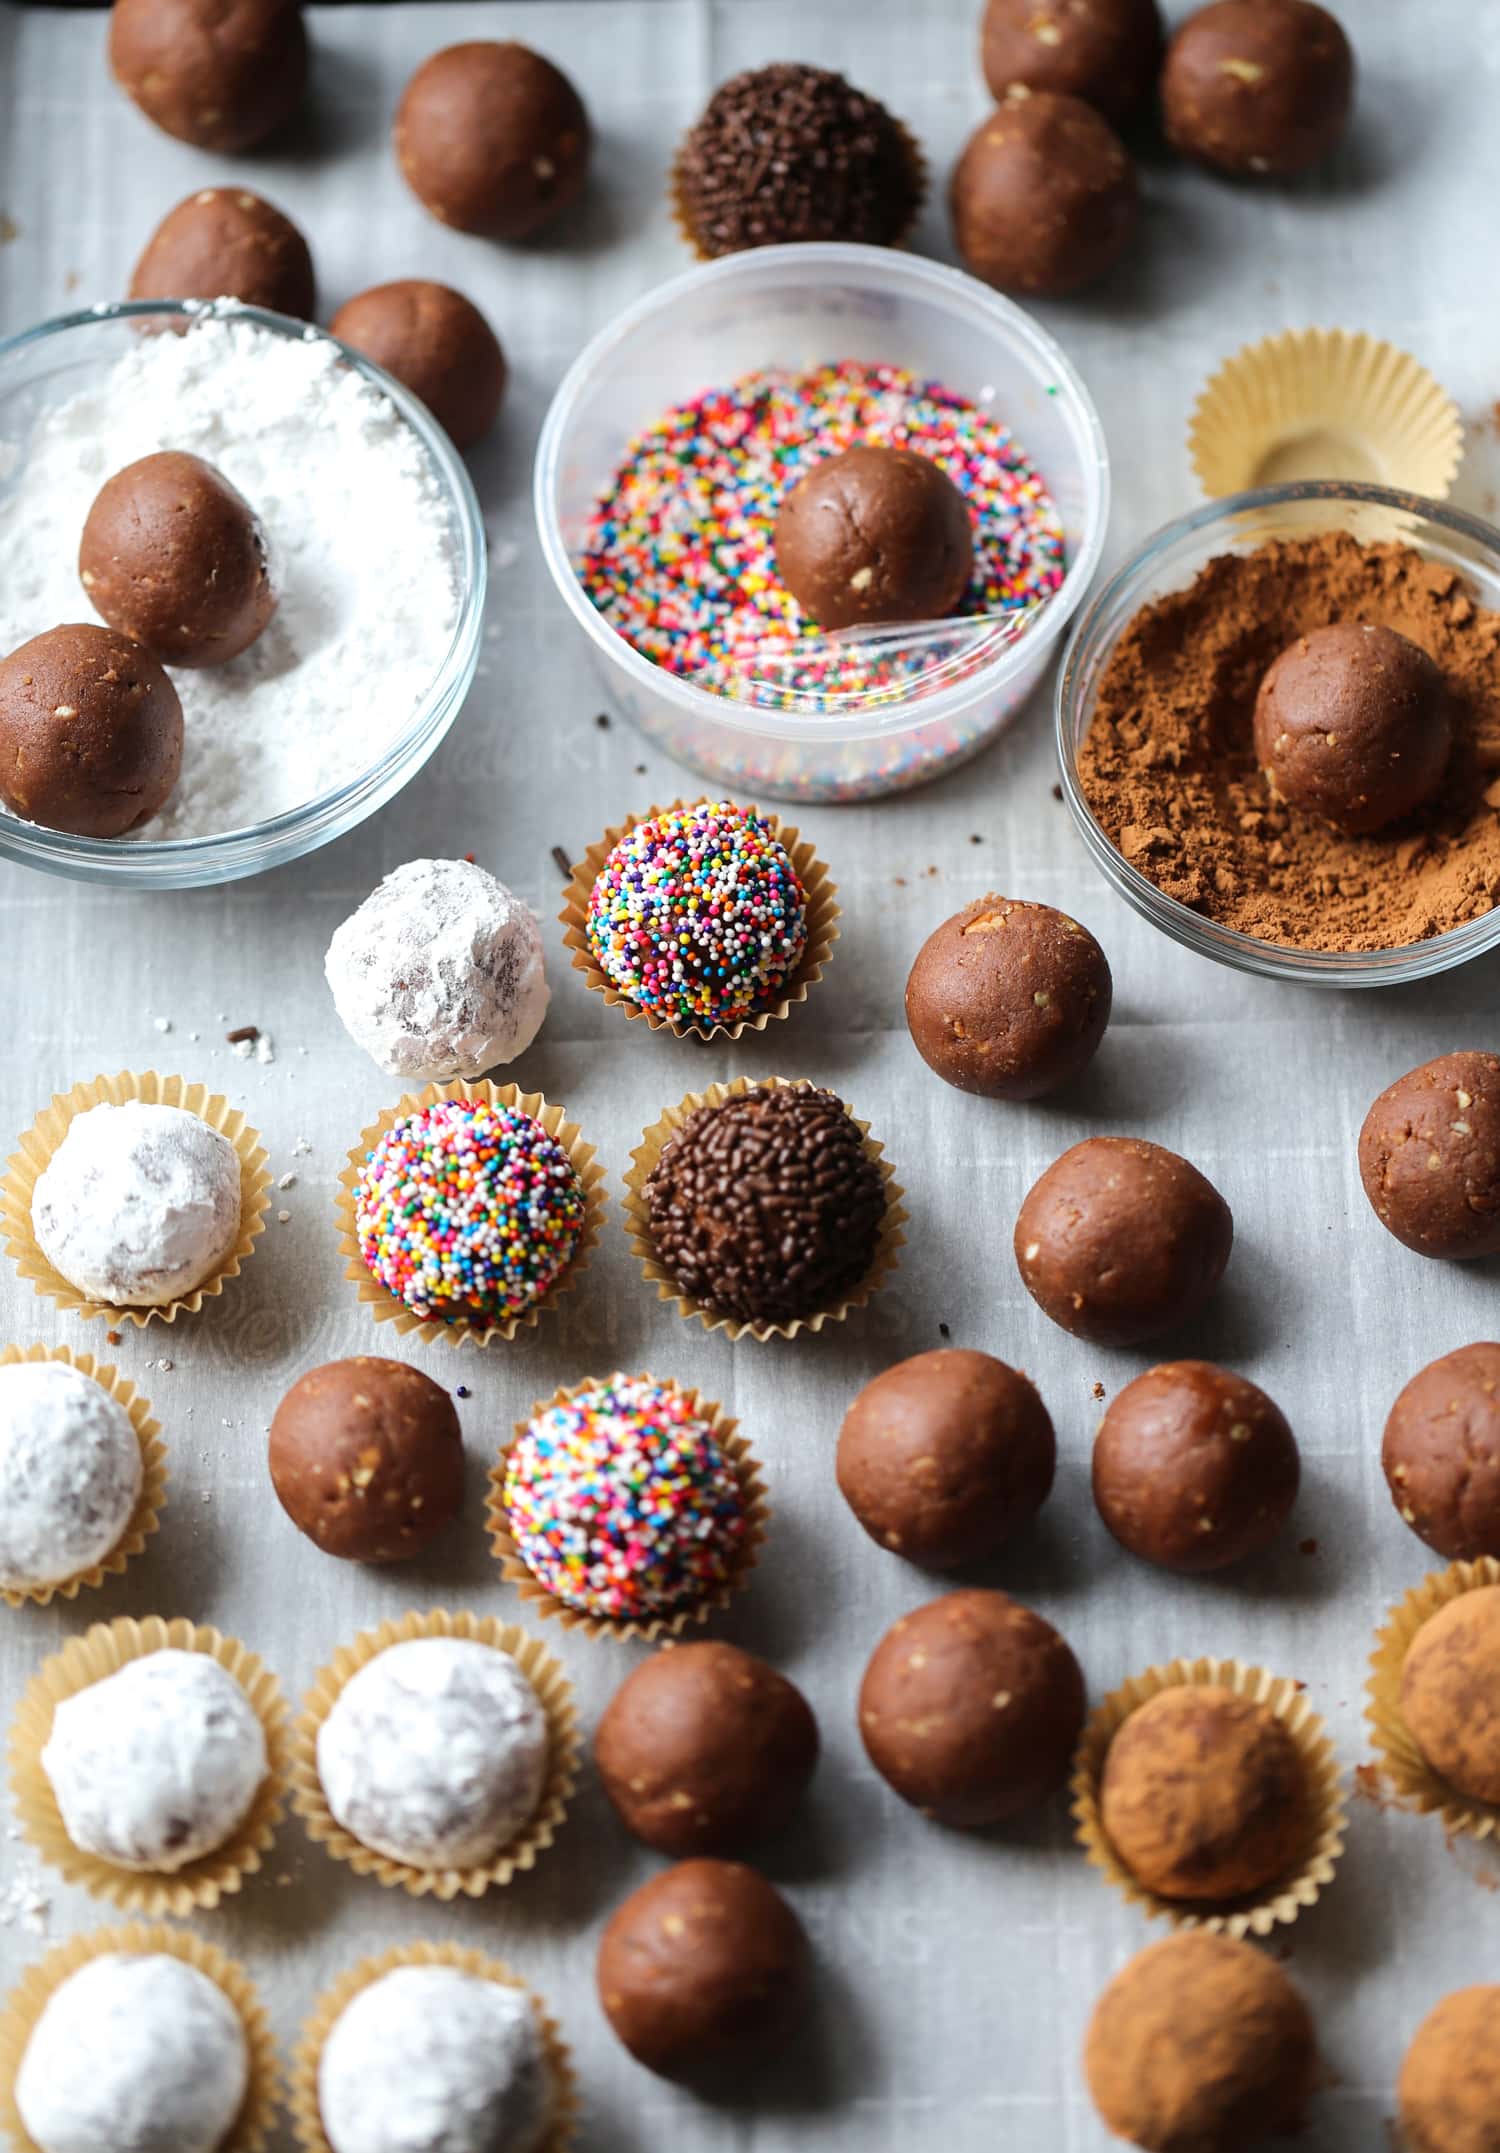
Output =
[
  {"x1": 354, "y1": 1097, "x2": 585, "y2": 1326},
  {"x1": 501, "y1": 1375, "x2": 748, "y2": 1623},
  {"x1": 585, "y1": 800, "x2": 808, "y2": 1031}
]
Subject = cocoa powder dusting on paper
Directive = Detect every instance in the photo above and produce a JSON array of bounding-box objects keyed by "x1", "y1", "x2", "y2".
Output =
[{"x1": 1078, "y1": 532, "x2": 1500, "y2": 949}]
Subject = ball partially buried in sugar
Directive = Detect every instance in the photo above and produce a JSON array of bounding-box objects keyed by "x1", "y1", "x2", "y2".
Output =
[
  {"x1": 1162, "y1": 0, "x2": 1354, "y2": 178},
  {"x1": 80, "y1": 451, "x2": 275, "y2": 669},
  {"x1": 774, "y1": 445, "x2": 973, "y2": 631},
  {"x1": 395, "y1": 41, "x2": 590, "y2": 240},
  {"x1": 1253, "y1": 622, "x2": 1450, "y2": 835},
  {"x1": 330, "y1": 281, "x2": 508, "y2": 451},
  {"x1": 950, "y1": 89, "x2": 1138, "y2": 297},
  {"x1": 905, "y1": 896, "x2": 1112, "y2": 1100},
  {"x1": 0, "y1": 623, "x2": 182, "y2": 837},
  {"x1": 109, "y1": 0, "x2": 307, "y2": 153}
]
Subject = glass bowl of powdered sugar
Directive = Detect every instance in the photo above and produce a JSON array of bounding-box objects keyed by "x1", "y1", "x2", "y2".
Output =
[{"x1": 0, "y1": 301, "x2": 485, "y2": 887}]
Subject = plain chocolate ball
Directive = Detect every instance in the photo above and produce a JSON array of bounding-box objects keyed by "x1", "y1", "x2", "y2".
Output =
[
  {"x1": 594, "y1": 1642, "x2": 819, "y2": 1857},
  {"x1": 1085, "y1": 1934, "x2": 1317, "y2": 2153},
  {"x1": 1162, "y1": 0, "x2": 1354, "y2": 178},
  {"x1": 1253, "y1": 623, "x2": 1450, "y2": 835},
  {"x1": 267, "y1": 1357, "x2": 464, "y2": 1564},
  {"x1": 1399, "y1": 1985, "x2": 1500, "y2": 2153},
  {"x1": 129, "y1": 189, "x2": 316, "y2": 320},
  {"x1": 950, "y1": 89, "x2": 1138, "y2": 297},
  {"x1": 109, "y1": 0, "x2": 307, "y2": 153},
  {"x1": 395, "y1": 41, "x2": 590, "y2": 240},
  {"x1": 836, "y1": 1349, "x2": 1055, "y2": 1569},
  {"x1": 1092, "y1": 1361, "x2": 1300, "y2": 1573},
  {"x1": 1384, "y1": 1344, "x2": 1500, "y2": 1560},
  {"x1": 79, "y1": 452, "x2": 275, "y2": 670},
  {"x1": 1359, "y1": 1051, "x2": 1500, "y2": 1261},
  {"x1": 1100, "y1": 1686, "x2": 1310, "y2": 1902},
  {"x1": 981, "y1": 0, "x2": 1165, "y2": 121},
  {"x1": 329, "y1": 281, "x2": 507, "y2": 451},
  {"x1": 858, "y1": 1588, "x2": 1085, "y2": 1828},
  {"x1": 596, "y1": 1860, "x2": 808, "y2": 2079},
  {"x1": 1015, "y1": 1136, "x2": 1234, "y2": 1347},
  {"x1": 773, "y1": 445, "x2": 974, "y2": 631},
  {"x1": 0, "y1": 624, "x2": 182, "y2": 838},
  {"x1": 1401, "y1": 1586, "x2": 1500, "y2": 1807},
  {"x1": 905, "y1": 896, "x2": 1112, "y2": 1101}
]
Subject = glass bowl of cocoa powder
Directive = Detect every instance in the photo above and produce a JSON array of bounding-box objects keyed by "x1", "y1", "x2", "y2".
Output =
[{"x1": 1058, "y1": 480, "x2": 1500, "y2": 986}]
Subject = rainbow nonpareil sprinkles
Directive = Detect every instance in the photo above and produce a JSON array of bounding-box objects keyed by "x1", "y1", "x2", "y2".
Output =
[
  {"x1": 576, "y1": 359, "x2": 1067, "y2": 708},
  {"x1": 354, "y1": 1100, "x2": 585, "y2": 1324},
  {"x1": 502, "y1": 1376, "x2": 747, "y2": 1620},
  {"x1": 585, "y1": 800, "x2": 807, "y2": 1028}
]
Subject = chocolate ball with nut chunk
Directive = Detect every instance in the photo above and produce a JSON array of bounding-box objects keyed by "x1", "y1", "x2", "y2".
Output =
[
  {"x1": 1359, "y1": 1051, "x2": 1500, "y2": 1261},
  {"x1": 80, "y1": 452, "x2": 275, "y2": 669},
  {"x1": 1162, "y1": 0, "x2": 1354, "y2": 178},
  {"x1": 395, "y1": 41, "x2": 590, "y2": 240},
  {"x1": 981, "y1": 0, "x2": 1165, "y2": 121},
  {"x1": 950, "y1": 89, "x2": 1138, "y2": 297},
  {"x1": 268, "y1": 1357, "x2": 464, "y2": 1563},
  {"x1": 109, "y1": 0, "x2": 307, "y2": 154},
  {"x1": 330, "y1": 281, "x2": 507, "y2": 451},
  {"x1": 129, "y1": 188, "x2": 316, "y2": 320},
  {"x1": 1384, "y1": 1343, "x2": 1500, "y2": 1560},
  {"x1": 905, "y1": 896, "x2": 1111, "y2": 1100},
  {"x1": 0, "y1": 623, "x2": 182, "y2": 838},
  {"x1": 773, "y1": 445, "x2": 973, "y2": 631},
  {"x1": 1254, "y1": 622, "x2": 1450, "y2": 835}
]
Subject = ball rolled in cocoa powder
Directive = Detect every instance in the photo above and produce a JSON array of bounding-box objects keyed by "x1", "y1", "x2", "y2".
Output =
[
  {"x1": 80, "y1": 452, "x2": 275, "y2": 669},
  {"x1": 129, "y1": 189, "x2": 316, "y2": 321},
  {"x1": 905, "y1": 896, "x2": 1112, "y2": 1101},
  {"x1": 1384, "y1": 1343, "x2": 1500, "y2": 1560},
  {"x1": 950, "y1": 89, "x2": 1138, "y2": 298},
  {"x1": 1085, "y1": 1933, "x2": 1317, "y2": 2153},
  {"x1": 1162, "y1": 0, "x2": 1353, "y2": 178},
  {"x1": 329, "y1": 281, "x2": 507, "y2": 451},
  {"x1": 1253, "y1": 622, "x2": 1451, "y2": 835},
  {"x1": 267, "y1": 1357, "x2": 464, "y2": 1564},
  {"x1": 594, "y1": 1642, "x2": 818, "y2": 1857},
  {"x1": 1014, "y1": 1136, "x2": 1234, "y2": 1347},
  {"x1": 109, "y1": 0, "x2": 307, "y2": 154},
  {"x1": 836, "y1": 1349, "x2": 1055, "y2": 1569},
  {"x1": 0, "y1": 623, "x2": 182, "y2": 838},
  {"x1": 395, "y1": 42, "x2": 590, "y2": 240},
  {"x1": 773, "y1": 445, "x2": 973, "y2": 631},
  {"x1": 596, "y1": 1859, "x2": 807, "y2": 2079},
  {"x1": 980, "y1": 0, "x2": 1165, "y2": 120},
  {"x1": 1359, "y1": 1051, "x2": 1500, "y2": 1261},
  {"x1": 1100, "y1": 1685, "x2": 1310, "y2": 1902},
  {"x1": 858, "y1": 1588, "x2": 1085, "y2": 1828},
  {"x1": 1092, "y1": 1361, "x2": 1299, "y2": 1573},
  {"x1": 1400, "y1": 1585, "x2": 1500, "y2": 1807},
  {"x1": 1399, "y1": 1985, "x2": 1500, "y2": 2153}
]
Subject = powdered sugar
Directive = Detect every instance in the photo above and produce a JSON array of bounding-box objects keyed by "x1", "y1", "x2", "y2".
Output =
[{"x1": 0, "y1": 315, "x2": 460, "y2": 839}]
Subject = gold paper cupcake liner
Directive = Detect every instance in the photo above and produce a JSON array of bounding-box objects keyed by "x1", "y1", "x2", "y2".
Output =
[
  {"x1": 1366, "y1": 1557, "x2": 1500, "y2": 1841},
  {"x1": 0, "y1": 1070, "x2": 270, "y2": 1330},
  {"x1": 1189, "y1": 327, "x2": 1463, "y2": 499},
  {"x1": 289, "y1": 1941, "x2": 578, "y2": 2153},
  {"x1": 290, "y1": 1609, "x2": 579, "y2": 1900},
  {"x1": 0, "y1": 1342, "x2": 167, "y2": 1610},
  {"x1": 335, "y1": 1081, "x2": 606, "y2": 1349},
  {"x1": 486, "y1": 1374, "x2": 769, "y2": 1644},
  {"x1": 668, "y1": 116, "x2": 928, "y2": 263},
  {"x1": 623, "y1": 1075, "x2": 907, "y2": 1342},
  {"x1": 0, "y1": 1923, "x2": 278, "y2": 2153},
  {"x1": 559, "y1": 799, "x2": 841, "y2": 1043},
  {"x1": 8, "y1": 1616, "x2": 289, "y2": 1916},
  {"x1": 1071, "y1": 1656, "x2": 1346, "y2": 1939}
]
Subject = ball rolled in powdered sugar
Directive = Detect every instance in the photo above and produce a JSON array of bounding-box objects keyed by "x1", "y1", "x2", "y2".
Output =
[
  {"x1": 41, "y1": 1648, "x2": 268, "y2": 1872},
  {"x1": 16, "y1": 1950, "x2": 250, "y2": 2153},
  {"x1": 316, "y1": 1636, "x2": 549, "y2": 1871},
  {"x1": 326, "y1": 858, "x2": 549, "y2": 1084},
  {"x1": 0, "y1": 1360, "x2": 143, "y2": 1593},
  {"x1": 318, "y1": 1964, "x2": 552, "y2": 2153},
  {"x1": 31, "y1": 1101, "x2": 241, "y2": 1307}
]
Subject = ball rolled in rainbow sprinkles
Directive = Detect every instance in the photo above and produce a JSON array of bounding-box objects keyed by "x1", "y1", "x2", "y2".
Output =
[
  {"x1": 585, "y1": 800, "x2": 808, "y2": 1029},
  {"x1": 354, "y1": 1099, "x2": 586, "y2": 1324},
  {"x1": 501, "y1": 1376, "x2": 747, "y2": 1621}
]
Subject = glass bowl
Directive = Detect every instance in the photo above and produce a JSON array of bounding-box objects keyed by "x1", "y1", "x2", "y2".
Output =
[
  {"x1": 0, "y1": 302, "x2": 486, "y2": 889},
  {"x1": 533, "y1": 243, "x2": 1108, "y2": 803},
  {"x1": 1057, "y1": 479, "x2": 1500, "y2": 988}
]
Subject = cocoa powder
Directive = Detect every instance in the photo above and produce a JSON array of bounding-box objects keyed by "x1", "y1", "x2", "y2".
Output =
[{"x1": 1077, "y1": 531, "x2": 1500, "y2": 949}]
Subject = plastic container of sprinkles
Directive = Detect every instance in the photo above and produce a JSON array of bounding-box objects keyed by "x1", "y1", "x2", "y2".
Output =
[{"x1": 535, "y1": 243, "x2": 1108, "y2": 803}]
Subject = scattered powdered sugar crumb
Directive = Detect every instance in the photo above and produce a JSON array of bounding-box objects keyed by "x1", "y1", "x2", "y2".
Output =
[
  {"x1": 255, "y1": 1035, "x2": 276, "y2": 1065},
  {"x1": 277, "y1": 1171, "x2": 297, "y2": 1189},
  {"x1": 0, "y1": 317, "x2": 460, "y2": 842},
  {"x1": 0, "y1": 1855, "x2": 51, "y2": 1934},
  {"x1": 293, "y1": 1137, "x2": 313, "y2": 1156},
  {"x1": 152, "y1": 1016, "x2": 172, "y2": 1033}
]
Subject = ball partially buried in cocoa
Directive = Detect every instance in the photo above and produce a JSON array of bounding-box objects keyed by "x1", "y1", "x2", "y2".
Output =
[
  {"x1": 129, "y1": 189, "x2": 316, "y2": 321},
  {"x1": 950, "y1": 89, "x2": 1138, "y2": 297},
  {"x1": 1359, "y1": 1051, "x2": 1500, "y2": 1261},
  {"x1": 0, "y1": 623, "x2": 182, "y2": 838},
  {"x1": 1254, "y1": 622, "x2": 1450, "y2": 835},
  {"x1": 330, "y1": 281, "x2": 507, "y2": 451},
  {"x1": 395, "y1": 41, "x2": 590, "y2": 240},
  {"x1": 981, "y1": 0, "x2": 1165, "y2": 121},
  {"x1": 774, "y1": 445, "x2": 973, "y2": 632},
  {"x1": 905, "y1": 896, "x2": 1111, "y2": 1101},
  {"x1": 267, "y1": 1357, "x2": 464, "y2": 1563},
  {"x1": 1162, "y1": 0, "x2": 1353, "y2": 179},
  {"x1": 109, "y1": 0, "x2": 307, "y2": 154},
  {"x1": 80, "y1": 452, "x2": 275, "y2": 669}
]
